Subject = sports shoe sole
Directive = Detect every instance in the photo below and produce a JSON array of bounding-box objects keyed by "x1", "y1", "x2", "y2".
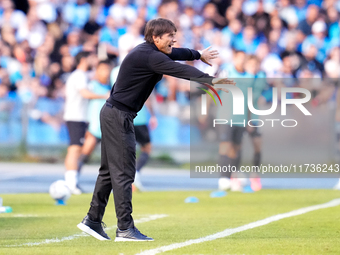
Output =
[
  {"x1": 77, "y1": 223, "x2": 110, "y2": 241},
  {"x1": 114, "y1": 237, "x2": 154, "y2": 242}
]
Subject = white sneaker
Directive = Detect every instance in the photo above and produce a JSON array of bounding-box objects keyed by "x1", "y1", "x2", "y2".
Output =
[
  {"x1": 333, "y1": 179, "x2": 340, "y2": 190},
  {"x1": 70, "y1": 186, "x2": 82, "y2": 195},
  {"x1": 230, "y1": 178, "x2": 243, "y2": 192},
  {"x1": 218, "y1": 177, "x2": 231, "y2": 191},
  {"x1": 134, "y1": 172, "x2": 145, "y2": 191}
]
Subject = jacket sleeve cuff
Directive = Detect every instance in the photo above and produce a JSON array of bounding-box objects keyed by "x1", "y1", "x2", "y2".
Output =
[{"x1": 197, "y1": 50, "x2": 203, "y2": 59}]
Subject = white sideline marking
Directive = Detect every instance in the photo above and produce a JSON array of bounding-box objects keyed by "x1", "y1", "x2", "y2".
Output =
[
  {"x1": 6, "y1": 214, "x2": 168, "y2": 247},
  {"x1": 0, "y1": 214, "x2": 39, "y2": 218},
  {"x1": 136, "y1": 199, "x2": 340, "y2": 255}
]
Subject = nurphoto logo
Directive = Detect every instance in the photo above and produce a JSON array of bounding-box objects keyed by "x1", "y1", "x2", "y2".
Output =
[{"x1": 200, "y1": 83, "x2": 312, "y2": 128}]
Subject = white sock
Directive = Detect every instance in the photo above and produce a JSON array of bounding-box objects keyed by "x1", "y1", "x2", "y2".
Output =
[{"x1": 65, "y1": 170, "x2": 78, "y2": 190}]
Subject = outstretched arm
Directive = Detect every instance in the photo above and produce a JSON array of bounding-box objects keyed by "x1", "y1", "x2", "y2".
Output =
[
  {"x1": 149, "y1": 51, "x2": 214, "y2": 82},
  {"x1": 167, "y1": 47, "x2": 201, "y2": 61},
  {"x1": 167, "y1": 46, "x2": 219, "y2": 66},
  {"x1": 149, "y1": 53, "x2": 235, "y2": 89}
]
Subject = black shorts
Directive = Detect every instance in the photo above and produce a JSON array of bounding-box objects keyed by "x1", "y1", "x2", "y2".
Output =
[
  {"x1": 218, "y1": 125, "x2": 245, "y2": 145},
  {"x1": 134, "y1": 124, "x2": 150, "y2": 146},
  {"x1": 66, "y1": 121, "x2": 88, "y2": 146}
]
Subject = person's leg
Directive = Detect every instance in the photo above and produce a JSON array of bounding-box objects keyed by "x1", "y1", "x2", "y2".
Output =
[
  {"x1": 78, "y1": 134, "x2": 111, "y2": 240},
  {"x1": 136, "y1": 143, "x2": 151, "y2": 171},
  {"x1": 78, "y1": 131, "x2": 101, "y2": 173},
  {"x1": 249, "y1": 127, "x2": 262, "y2": 191},
  {"x1": 65, "y1": 145, "x2": 82, "y2": 170},
  {"x1": 218, "y1": 127, "x2": 238, "y2": 188},
  {"x1": 135, "y1": 125, "x2": 151, "y2": 172},
  {"x1": 65, "y1": 144, "x2": 82, "y2": 191},
  {"x1": 108, "y1": 110, "x2": 152, "y2": 241},
  {"x1": 134, "y1": 125, "x2": 152, "y2": 191},
  {"x1": 84, "y1": 105, "x2": 152, "y2": 241},
  {"x1": 219, "y1": 141, "x2": 236, "y2": 179},
  {"x1": 250, "y1": 128, "x2": 262, "y2": 168},
  {"x1": 220, "y1": 126, "x2": 244, "y2": 175},
  {"x1": 218, "y1": 126, "x2": 245, "y2": 191},
  {"x1": 77, "y1": 107, "x2": 113, "y2": 241},
  {"x1": 109, "y1": 110, "x2": 136, "y2": 230},
  {"x1": 218, "y1": 125, "x2": 236, "y2": 190},
  {"x1": 134, "y1": 143, "x2": 150, "y2": 191},
  {"x1": 87, "y1": 135, "x2": 112, "y2": 222},
  {"x1": 218, "y1": 141, "x2": 242, "y2": 190},
  {"x1": 65, "y1": 121, "x2": 87, "y2": 194},
  {"x1": 89, "y1": 105, "x2": 136, "y2": 230}
]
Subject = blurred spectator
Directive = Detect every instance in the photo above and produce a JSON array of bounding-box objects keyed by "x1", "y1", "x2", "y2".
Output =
[
  {"x1": 16, "y1": 6, "x2": 47, "y2": 49},
  {"x1": 297, "y1": 4, "x2": 319, "y2": 36},
  {"x1": 0, "y1": 0, "x2": 27, "y2": 30},
  {"x1": 233, "y1": 25, "x2": 261, "y2": 54},
  {"x1": 157, "y1": 0, "x2": 179, "y2": 21},
  {"x1": 268, "y1": 29, "x2": 285, "y2": 54},
  {"x1": 298, "y1": 44, "x2": 323, "y2": 77},
  {"x1": 83, "y1": 8, "x2": 101, "y2": 44},
  {"x1": 221, "y1": 19, "x2": 242, "y2": 47},
  {"x1": 47, "y1": 23, "x2": 64, "y2": 63},
  {"x1": 278, "y1": 0, "x2": 299, "y2": 28},
  {"x1": 134, "y1": 0, "x2": 158, "y2": 21},
  {"x1": 179, "y1": 6, "x2": 203, "y2": 29},
  {"x1": 328, "y1": 8, "x2": 340, "y2": 42},
  {"x1": 29, "y1": 0, "x2": 57, "y2": 23},
  {"x1": 249, "y1": 0, "x2": 271, "y2": 39},
  {"x1": 63, "y1": 0, "x2": 91, "y2": 29},
  {"x1": 1, "y1": 25, "x2": 17, "y2": 47},
  {"x1": 280, "y1": 31, "x2": 305, "y2": 76},
  {"x1": 269, "y1": 15, "x2": 288, "y2": 46},
  {"x1": 108, "y1": 0, "x2": 137, "y2": 27},
  {"x1": 90, "y1": 0, "x2": 108, "y2": 26},
  {"x1": 279, "y1": 55, "x2": 295, "y2": 78},
  {"x1": 98, "y1": 16, "x2": 120, "y2": 56},
  {"x1": 257, "y1": 43, "x2": 283, "y2": 77},
  {"x1": 225, "y1": 5, "x2": 242, "y2": 26},
  {"x1": 211, "y1": 31, "x2": 232, "y2": 65},
  {"x1": 302, "y1": 20, "x2": 331, "y2": 63},
  {"x1": 202, "y1": 2, "x2": 226, "y2": 29},
  {"x1": 324, "y1": 47, "x2": 340, "y2": 79},
  {"x1": 66, "y1": 29, "x2": 83, "y2": 56},
  {"x1": 117, "y1": 20, "x2": 144, "y2": 63},
  {"x1": 59, "y1": 55, "x2": 75, "y2": 85},
  {"x1": 294, "y1": 0, "x2": 308, "y2": 22}
]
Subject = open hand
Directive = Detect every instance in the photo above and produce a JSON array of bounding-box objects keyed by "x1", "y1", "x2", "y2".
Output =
[{"x1": 200, "y1": 46, "x2": 219, "y2": 66}]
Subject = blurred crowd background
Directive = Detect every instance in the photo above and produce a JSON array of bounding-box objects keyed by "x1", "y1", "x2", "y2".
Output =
[{"x1": 0, "y1": 0, "x2": 339, "y2": 154}]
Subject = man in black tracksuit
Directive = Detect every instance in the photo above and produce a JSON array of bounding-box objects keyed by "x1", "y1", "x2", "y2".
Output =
[{"x1": 77, "y1": 18, "x2": 234, "y2": 241}]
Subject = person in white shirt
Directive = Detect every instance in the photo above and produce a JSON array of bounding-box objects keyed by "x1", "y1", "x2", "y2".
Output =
[{"x1": 63, "y1": 51, "x2": 108, "y2": 195}]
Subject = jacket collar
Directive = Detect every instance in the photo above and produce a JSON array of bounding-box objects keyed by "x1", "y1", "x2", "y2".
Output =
[{"x1": 146, "y1": 42, "x2": 159, "y2": 51}]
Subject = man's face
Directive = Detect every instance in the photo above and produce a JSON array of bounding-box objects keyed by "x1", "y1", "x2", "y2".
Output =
[{"x1": 153, "y1": 32, "x2": 177, "y2": 54}]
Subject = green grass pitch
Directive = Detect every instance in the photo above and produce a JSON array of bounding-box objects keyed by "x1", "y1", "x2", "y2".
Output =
[{"x1": 0, "y1": 190, "x2": 339, "y2": 255}]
